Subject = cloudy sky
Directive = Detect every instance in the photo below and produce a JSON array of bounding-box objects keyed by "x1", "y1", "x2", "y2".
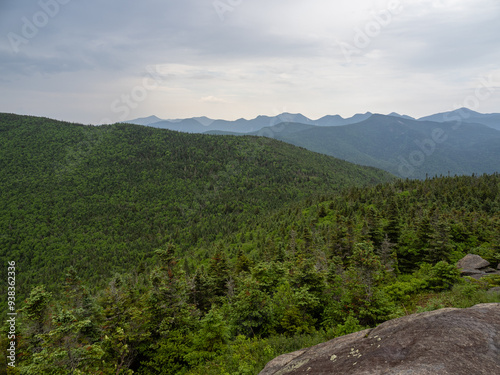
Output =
[{"x1": 1, "y1": 0, "x2": 500, "y2": 124}]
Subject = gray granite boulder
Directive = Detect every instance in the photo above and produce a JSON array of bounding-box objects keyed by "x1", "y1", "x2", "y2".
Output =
[
  {"x1": 259, "y1": 303, "x2": 500, "y2": 375},
  {"x1": 456, "y1": 254, "x2": 490, "y2": 271},
  {"x1": 455, "y1": 254, "x2": 500, "y2": 280},
  {"x1": 459, "y1": 269, "x2": 485, "y2": 277}
]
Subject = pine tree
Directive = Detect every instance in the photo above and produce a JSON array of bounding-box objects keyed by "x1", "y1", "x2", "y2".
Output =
[
  {"x1": 235, "y1": 249, "x2": 252, "y2": 274},
  {"x1": 190, "y1": 266, "x2": 212, "y2": 313},
  {"x1": 207, "y1": 248, "x2": 230, "y2": 298},
  {"x1": 385, "y1": 199, "x2": 400, "y2": 245}
]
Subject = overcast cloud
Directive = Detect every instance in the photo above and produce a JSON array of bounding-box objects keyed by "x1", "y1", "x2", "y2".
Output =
[{"x1": 1, "y1": 0, "x2": 499, "y2": 124}]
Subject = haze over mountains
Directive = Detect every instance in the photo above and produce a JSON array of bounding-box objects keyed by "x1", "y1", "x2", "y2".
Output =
[
  {"x1": 125, "y1": 111, "x2": 374, "y2": 133},
  {"x1": 126, "y1": 108, "x2": 500, "y2": 133},
  {"x1": 127, "y1": 109, "x2": 500, "y2": 179}
]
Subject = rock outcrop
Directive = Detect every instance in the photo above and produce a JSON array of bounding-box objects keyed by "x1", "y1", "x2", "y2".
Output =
[
  {"x1": 456, "y1": 254, "x2": 500, "y2": 280},
  {"x1": 259, "y1": 303, "x2": 500, "y2": 375}
]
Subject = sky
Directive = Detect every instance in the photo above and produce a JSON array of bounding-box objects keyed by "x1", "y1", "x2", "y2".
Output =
[{"x1": 1, "y1": 0, "x2": 500, "y2": 125}]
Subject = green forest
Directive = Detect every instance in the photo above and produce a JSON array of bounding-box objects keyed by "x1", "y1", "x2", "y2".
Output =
[
  {"x1": 1, "y1": 114, "x2": 500, "y2": 374},
  {"x1": 0, "y1": 113, "x2": 392, "y2": 299}
]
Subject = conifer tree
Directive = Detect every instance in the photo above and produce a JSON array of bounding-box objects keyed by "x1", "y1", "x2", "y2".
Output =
[
  {"x1": 208, "y1": 248, "x2": 230, "y2": 298},
  {"x1": 190, "y1": 266, "x2": 212, "y2": 313}
]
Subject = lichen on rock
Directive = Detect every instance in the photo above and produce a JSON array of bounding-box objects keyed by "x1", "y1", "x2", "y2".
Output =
[{"x1": 259, "y1": 303, "x2": 500, "y2": 375}]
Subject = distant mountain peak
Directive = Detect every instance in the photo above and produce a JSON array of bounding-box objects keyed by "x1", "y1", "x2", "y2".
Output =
[
  {"x1": 275, "y1": 112, "x2": 312, "y2": 122},
  {"x1": 417, "y1": 107, "x2": 497, "y2": 125},
  {"x1": 387, "y1": 112, "x2": 415, "y2": 120},
  {"x1": 192, "y1": 116, "x2": 215, "y2": 126},
  {"x1": 125, "y1": 115, "x2": 163, "y2": 126},
  {"x1": 453, "y1": 107, "x2": 481, "y2": 115},
  {"x1": 320, "y1": 114, "x2": 344, "y2": 119},
  {"x1": 352, "y1": 112, "x2": 373, "y2": 119},
  {"x1": 419, "y1": 107, "x2": 483, "y2": 120}
]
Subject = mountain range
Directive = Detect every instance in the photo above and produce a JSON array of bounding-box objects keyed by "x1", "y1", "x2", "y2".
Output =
[
  {"x1": 419, "y1": 108, "x2": 500, "y2": 130},
  {"x1": 126, "y1": 108, "x2": 500, "y2": 132},
  {"x1": 239, "y1": 114, "x2": 500, "y2": 179},
  {"x1": 127, "y1": 109, "x2": 500, "y2": 179},
  {"x1": 125, "y1": 111, "x2": 374, "y2": 133}
]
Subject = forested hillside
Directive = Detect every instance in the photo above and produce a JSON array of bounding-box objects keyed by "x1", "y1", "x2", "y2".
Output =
[
  {"x1": 3, "y1": 173, "x2": 499, "y2": 374},
  {"x1": 2, "y1": 114, "x2": 499, "y2": 374},
  {"x1": 0, "y1": 113, "x2": 393, "y2": 298}
]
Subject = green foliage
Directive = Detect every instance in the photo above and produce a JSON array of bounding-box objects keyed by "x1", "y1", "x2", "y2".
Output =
[
  {"x1": 0, "y1": 113, "x2": 393, "y2": 302},
  {"x1": 470, "y1": 243, "x2": 500, "y2": 264},
  {"x1": 20, "y1": 285, "x2": 52, "y2": 332},
  {"x1": 190, "y1": 266, "x2": 212, "y2": 313},
  {"x1": 416, "y1": 280, "x2": 500, "y2": 313},
  {"x1": 23, "y1": 309, "x2": 105, "y2": 375},
  {"x1": 250, "y1": 262, "x2": 286, "y2": 293},
  {"x1": 384, "y1": 278, "x2": 427, "y2": 302},
  {"x1": 416, "y1": 261, "x2": 461, "y2": 291},
  {"x1": 98, "y1": 275, "x2": 150, "y2": 374},
  {"x1": 231, "y1": 278, "x2": 274, "y2": 337},
  {"x1": 334, "y1": 315, "x2": 367, "y2": 336},
  {"x1": 279, "y1": 287, "x2": 319, "y2": 335},
  {"x1": 185, "y1": 332, "x2": 328, "y2": 375},
  {"x1": 184, "y1": 306, "x2": 230, "y2": 366},
  {"x1": 208, "y1": 249, "x2": 231, "y2": 299},
  {"x1": 478, "y1": 274, "x2": 500, "y2": 288},
  {"x1": 235, "y1": 250, "x2": 253, "y2": 274}
]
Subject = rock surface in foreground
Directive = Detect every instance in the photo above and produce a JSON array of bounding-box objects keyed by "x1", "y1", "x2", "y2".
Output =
[{"x1": 259, "y1": 303, "x2": 500, "y2": 375}]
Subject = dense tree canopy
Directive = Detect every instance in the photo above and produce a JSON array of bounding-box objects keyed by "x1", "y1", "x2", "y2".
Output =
[{"x1": 0, "y1": 113, "x2": 393, "y2": 299}]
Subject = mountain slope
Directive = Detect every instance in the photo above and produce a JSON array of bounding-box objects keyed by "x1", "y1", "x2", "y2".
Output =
[
  {"x1": 0, "y1": 113, "x2": 393, "y2": 296},
  {"x1": 9, "y1": 171, "x2": 500, "y2": 374},
  {"x1": 419, "y1": 108, "x2": 500, "y2": 130},
  {"x1": 250, "y1": 114, "x2": 500, "y2": 178}
]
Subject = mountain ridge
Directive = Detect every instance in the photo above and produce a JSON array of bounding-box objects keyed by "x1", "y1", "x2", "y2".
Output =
[
  {"x1": 125, "y1": 111, "x2": 377, "y2": 133},
  {"x1": 418, "y1": 107, "x2": 500, "y2": 130},
  {"x1": 126, "y1": 108, "x2": 500, "y2": 133},
  {"x1": 233, "y1": 114, "x2": 500, "y2": 179}
]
